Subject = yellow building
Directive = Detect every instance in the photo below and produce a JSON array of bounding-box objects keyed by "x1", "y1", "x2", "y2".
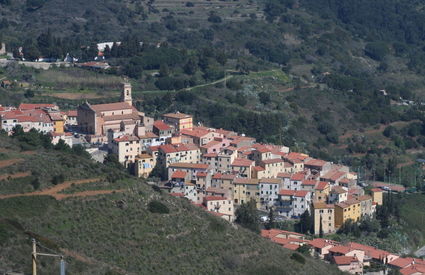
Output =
[
  {"x1": 48, "y1": 112, "x2": 65, "y2": 134},
  {"x1": 233, "y1": 178, "x2": 259, "y2": 206},
  {"x1": 371, "y1": 188, "x2": 383, "y2": 205},
  {"x1": 334, "y1": 199, "x2": 361, "y2": 228},
  {"x1": 313, "y1": 202, "x2": 335, "y2": 235},
  {"x1": 314, "y1": 181, "x2": 330, "y2": 203},
  {"x1": 135, "y1": 154, "x2": 156, "y2": 178},
  {"x1": 163, "y1": 112, "x2": 193, "y2": 131}
]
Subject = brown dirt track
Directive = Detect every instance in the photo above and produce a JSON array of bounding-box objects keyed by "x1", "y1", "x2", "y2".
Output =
[{"x1": 0, "y1": 177, "x2": 123, "y2": 200}]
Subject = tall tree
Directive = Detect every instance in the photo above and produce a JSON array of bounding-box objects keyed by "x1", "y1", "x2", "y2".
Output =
[
  {"x1": 265, "y1": 207, "x2": 275, "y2": 230},
  {"x1": 235, "y1": 199, "x2": 260, "y2": 233}
]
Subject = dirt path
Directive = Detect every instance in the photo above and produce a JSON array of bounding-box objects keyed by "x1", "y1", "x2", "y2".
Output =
[
  {"x1": 0, "y1": 158, "x2": 24, "y2": 168},
  {"x1": 0, "y1": 178, "x2": 101, "y2": 199},
  {"x1": 55, "y1": 189, "x2": 125, "y2": 200},
  {"x1": 0, "y1": 171, "x2": 31, "y2": 181}
]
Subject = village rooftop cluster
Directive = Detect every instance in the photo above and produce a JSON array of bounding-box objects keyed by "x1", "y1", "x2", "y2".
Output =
[
  {"x1": 261, "y1": 228, "x2": 425, "y2": 274},
  {"x1": 0, "y1": 83, "x2": 417, "y2": 274}
]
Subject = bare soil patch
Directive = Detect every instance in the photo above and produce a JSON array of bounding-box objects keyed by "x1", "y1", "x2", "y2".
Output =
[
  {"x1": 0, "y1": 158, "x2": 24, "y2": 168},
  {"x1": 0, "y1": 171, "x2": 31, "y2": 181}
]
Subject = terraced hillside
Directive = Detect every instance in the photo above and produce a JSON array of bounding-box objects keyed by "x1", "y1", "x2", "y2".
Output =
[{"x1": 0, "y1": 133, "x2": 342, "y2": 274}]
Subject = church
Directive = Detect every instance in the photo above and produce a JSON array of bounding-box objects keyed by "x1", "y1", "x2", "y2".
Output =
[{"x1": 77, "y1": 83, "x2": 153, "y2": 141}]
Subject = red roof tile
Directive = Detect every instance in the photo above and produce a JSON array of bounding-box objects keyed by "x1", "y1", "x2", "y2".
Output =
[
  {"x1": 291, "y1": 172, "x2": 305, "y2": 181},
  {"x1": 231, "y1": 158, "x2": 254, "y2": 167},
  {"x1": 171, "y1": 171, "x2": 186, "y2": 179},
  {"x1": 333, "y1": 256, "x2": 359, "y2": 265},
  {"x1": 154, "y1": 120, "x2": 172, "y2": 131},
  {"x1": 315, "y1": 181, "x2": 329, "y2": 191},
  {"x1": 302, "y1": 179, "x2": 317, "y2": 186},
  {"x1": 196, "y1": 172, "x2": 207, "y2": 177},
  {"x1": 114, "y1": 135, "x2": 139, "y2": 142},
  {"x1": 309, "y1": 238, "x2": 339, "y2": 249}
]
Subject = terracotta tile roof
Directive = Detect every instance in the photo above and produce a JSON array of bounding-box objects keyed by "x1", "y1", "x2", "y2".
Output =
[
  {"x1": 315, "y1": 181, "x2": 329, "y2": 191},
  {"x1": 333, "y1": 256, "x2": 359, "y2": 265},
  {"x1": 339, "y1": 177, "x2": 351, "y2": 184},
  {"x1": 114, "y1": 135, "x2": 139, "y2": 142},
  {"x1": 153, "y1": 120, "x2": 172, "y2": 131},
  {"x1": 231, "y1": 158, "x2": 254, "y2": 167},
  {"x1": 400, "y1": 264, "x2": 425, "y2": 275},
  {"x1": 279, "y1": 189, "x2": 296, "y2": 196},
  {"x1": 309, "y1": 238, "x2": 339, "y2": 249},
  {"x1": 196, "y1": 172, "x2": 207, "y2": 177},
  {"x1": 181, "y1": 128, "x2": 210, "y2": 138},
  {"x1": 331, "y1": 186, "x2": 347, "y2": 194},
  {"x1": 347, "y1": 242, "x2": 392, "y2": 260},
  {"x1": 252, "y1": 166, "x2": 265, "y2": 172},
  {"x1": 371, "y1": 188, "x2": 383, "y2": 192},
  {"x1": 313, "y1": 202, "x2": 334, "y2": 209},
  {"x1": 329, "y1": 245, "x2": 353, "y2": 255},
  {"x1": 286, "y1": 152, "x2": 309, "y2": 160},
  {"x1": 304, "y1": 158, "x2": 328, "y2": 168},
  {"x1": 201, "y1": 140, "x2": 221, "y2": 149},
  {"x1": 389, "y1": 257, "x2": 419, "y2": 268},
  {"x1": 321, "y1": 170, "x2": 347, "y2": 182},
  {"x1": 66, "y1": 110, "x2": 77, "y2": 116},
  {"x1": 136, "y1": 154, "x2": 154, "y2": 160},
  {"x1": 336, "y1": 199, "x2": 360, "y2": 208},
  {"x1": 171, "y1": 171, "x2": 186, "y2": 179},
  {"x1": 202, "y1": 153, "x2": 218, "y2": 158},
  {"x1": 159, "y1": 143, "x2": 199, "y2": 154},
  {"x1": 102, "y1": 112, "x2": 139, "y2": 122},
  {"x1": 290, "y1": 172, "x2": 306, "y2": 181},
  {"x1": 254, "y1": 144, "x2": 273, "y2": 153},
  {"x1": 259, "y1": 178, "x2": 281, "y2": 184},
  {"x1": 89, "y1": 102, "x2": 132, "y2": 112},
  {"x1": 356, "y1": 195, "x2": 372, "y2": 202},
  {"x1": 163, "y1": 112, "x2": 192, "y2": 119},
  {"x1": 221, "y1": 174, "x2": 236, "y2": 180},
  {"x1": 233, "y1": 178, "x2": 258, "y2": 185},
  {"x1": 277, "y1": 172, "x2": 291, "y2": 178},
  {"x1": 212, "y1": 173, "x2": 222, "y2": 179},
  {"x1": 294, "y1": 190, "x2": 309, "y2": 197},
  {"x1": 169, "y1": 163, "x2": 209, "y2": 169},
  {"x1": 302, "y1": 179, "x2": 317, "y2": 186}
]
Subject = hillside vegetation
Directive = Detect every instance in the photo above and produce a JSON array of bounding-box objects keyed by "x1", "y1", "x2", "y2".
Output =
[
  {"x1": 2, "y1": 0, "x2": 425, "y2": 186},
  {"x1": 0, "y1": 133, "x2": 341, "y2": 274}
]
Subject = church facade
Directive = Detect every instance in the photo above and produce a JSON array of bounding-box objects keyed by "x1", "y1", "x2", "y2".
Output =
[{"x1": 77, "y1": 83, "x2": 152, "y2": 138}]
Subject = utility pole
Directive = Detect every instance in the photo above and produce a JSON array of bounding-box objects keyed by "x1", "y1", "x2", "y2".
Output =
[
  {"x1": 31, "y1": 238, "x2": 65, "y2": 275},
  {"x1": 32, "y1": 238, "x2": 37, "y2": 275}
]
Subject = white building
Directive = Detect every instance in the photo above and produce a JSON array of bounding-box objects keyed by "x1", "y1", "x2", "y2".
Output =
[{"x1": 259, "y1": 178, "x2": 281, "y2": 209}]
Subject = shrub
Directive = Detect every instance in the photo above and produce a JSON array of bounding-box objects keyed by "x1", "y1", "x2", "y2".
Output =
[
  {"x1": 151, "y1": 185, "x2": 162, "y2": 193},
  {"x1": 148, "y1": 200, "x2": 169, "y2": 214},
  {"x1": 185, "y1": 2, "x2": 194, "y2": 7},
  {"x1": 290, "y1": 252, "x2": 305, "y2": 264},
  {"x1": 209, "y1": 218, "x2": 226, "y2": 233}
]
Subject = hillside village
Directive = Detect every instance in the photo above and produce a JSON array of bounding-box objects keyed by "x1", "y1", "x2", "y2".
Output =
[{"x1": 0, "y1": 83, "x2": 423, "y2": 274}]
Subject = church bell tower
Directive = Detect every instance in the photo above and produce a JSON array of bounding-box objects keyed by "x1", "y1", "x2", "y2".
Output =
[{"x1": 121, "y1": 82, "x2": 132, "y2": 106}]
